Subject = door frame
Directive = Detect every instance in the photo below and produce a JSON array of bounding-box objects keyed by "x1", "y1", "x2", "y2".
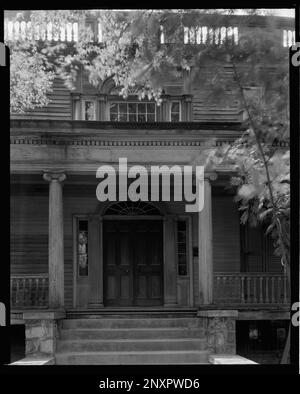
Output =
[
  {"x1": 72, "y1": 206, "x2": 189, "y2": 308},
  {"x1": 102, "y1": 217, "x2": 164, "y2": 306}
]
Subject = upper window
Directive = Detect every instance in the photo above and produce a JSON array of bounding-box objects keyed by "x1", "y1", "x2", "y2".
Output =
[
  {"x1": 82, "y1": 100, "x2": 96, "y2": 121},
  {"x1": 109, "y1": 102, "x2": 156, "y2": 122},
  {"x1": 170, "y1": 101, "x2": 181, "y2": 122}
]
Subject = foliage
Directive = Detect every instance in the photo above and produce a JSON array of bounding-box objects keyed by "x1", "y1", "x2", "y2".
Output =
[{"x1": 6, "y1": 9, "x2": 290, "y2": 269}]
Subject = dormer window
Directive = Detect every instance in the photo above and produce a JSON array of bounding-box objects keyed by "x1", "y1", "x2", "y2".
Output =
[{"x1": 109, "y1": 102, "x2": 156, "y2": 122}]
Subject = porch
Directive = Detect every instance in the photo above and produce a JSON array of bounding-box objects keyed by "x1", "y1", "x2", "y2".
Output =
[{"x1": 11, "y1": 272, "x2": 290, "y2": 310}]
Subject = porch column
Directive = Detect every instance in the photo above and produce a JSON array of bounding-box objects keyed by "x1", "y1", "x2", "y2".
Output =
[
  {"x1": 164, "y1": 215, "x2": 177, "y2": 306},
  {"x1": 43, "y1": 172, "x2": 66, "y2": 310},
  {"x1": 198, "y1": 173, "x2": 217, "y2": 305},
  {"x1": 88, "y1": 215, "x2": 103, "y2": 308}
]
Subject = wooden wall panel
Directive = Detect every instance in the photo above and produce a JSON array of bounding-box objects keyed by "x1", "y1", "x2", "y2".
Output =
[{"x1": 212, "y1": 195, "x2": 241, "y2": 272}]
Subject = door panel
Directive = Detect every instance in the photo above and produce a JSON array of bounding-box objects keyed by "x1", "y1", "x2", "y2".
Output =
[{"x1": 103, "y1": 220, "x2": 163, "y2": 306}]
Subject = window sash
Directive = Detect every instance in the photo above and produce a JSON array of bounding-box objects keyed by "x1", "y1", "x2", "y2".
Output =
[
  {"x1": 77, "y1": 219, "x2": 89, "y2": 277},
  {"x1": 109, "y1": 102, "x2": 157, "y2": 122},
  {"x1": 82, "y1": 100, "x2": 97, "y2": 121},
  {"x1": 170, "y1": 101, "x2": 181, "y2": 122}
]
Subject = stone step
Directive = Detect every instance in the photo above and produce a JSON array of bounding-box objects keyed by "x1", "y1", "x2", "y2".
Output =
[
  {"x1": 56, "y1": 338, "x2": 207, "y2": 352},
  {"x1": 59, "y1": 327, "x2": 205, "y2": 340},
  {"x1": 55, "y1": 350, "x2": 209, "y2": 365},
  {"x1": 61, "y1": 318, "x2": 203, "y2": 329}
]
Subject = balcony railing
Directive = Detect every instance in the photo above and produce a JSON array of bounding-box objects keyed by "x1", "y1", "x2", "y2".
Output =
[
  {"x1": 214, "y1": 272, "x2": 289, "y2": 305},
  {"x1": 11, "y1": 274, "x2": 48, "y2": 309},
  {"x1": 4, "y1": 20, "x2": 103, "y2": 43}
]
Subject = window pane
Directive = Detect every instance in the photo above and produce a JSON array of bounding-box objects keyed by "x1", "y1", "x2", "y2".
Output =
[
  {"x1": 171, "y1": 113, "x2": 180, "y2": 122},
  {"x1": 128, "y1": 103, "x2": 136, "y2": 114},
  {"x1": 129, "y1": 113, "x2": 136, "y2": 122},
  {"x1": 177, "y1": 231, "x2": 186, "y2": 243},
  {"x1": 78, "y1": 220, "x2": 88, "y2": 277},
  {"x1": 178, "y1": 265, "x2": 187, "y2": 276},
  {"x1": 110, "y1": 103, "x2": 118, "y2": 113},
  {"x1": 119, "y1": 113, "x2": 127, "y2": 122},
  {"x1": 138, "y1": 103, "x2": 146, "y2": 114},
  {"x1": 147, "y1": 114, "x2": 155, "y2": 122},
  {"x1": 177, "y1": 221, "x2": 186, "y2": 231},
  {"x1": 84, "y1": 101, "x2": 95, "y2": 120},
  {"x1": 178, "y1": 242, "x2": 186, "y2": 254},
  {"x1": 147, "y1": 103, "x2": 155, "y2": 114},
  {"x1": 171, "y1": 102, "x2": 180, "y2": 112},
  {"x1": 110, "y1": 113, "x2": 118, "y2": 121},
  {"x1": 138, "y1": 114, "x2": 146, "y2": 122},
  {"x1": 119, "y1": 103, "x2": 127, "y2": 113}
]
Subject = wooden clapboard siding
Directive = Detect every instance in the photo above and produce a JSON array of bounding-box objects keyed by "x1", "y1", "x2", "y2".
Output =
[
  {"x1": 11, "y1": 77, "x2": 72, "y2": 120},
  {"x1": 212, "y1": 195, "x2": 241, "y2": 272},
  {"x1": 11, "y1": 193, "x2": 48, "y2": 277}
]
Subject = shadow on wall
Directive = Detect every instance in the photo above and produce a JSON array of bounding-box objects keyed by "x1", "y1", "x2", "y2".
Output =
[
  {"x1": 236, "y1": 320, "x2": 289, "y2": 364},
  {"x1": 10, "y1": 325, "x2": 25, "y2": 363}
]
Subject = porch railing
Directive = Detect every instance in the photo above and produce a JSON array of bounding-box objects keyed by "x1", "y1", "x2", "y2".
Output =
[
  {"x1": 11, "y1": 274, "x2": 48, "y2": 309},
  {"x1": 213, "y1": 273, "x2": 289, "y2": 305}
]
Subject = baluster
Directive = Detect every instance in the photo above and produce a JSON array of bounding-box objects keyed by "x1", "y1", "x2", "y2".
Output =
[
  {"x1": 16, "y1": 278, "x2": 20, "y2": 306},
  {"x1": 14, "y1": 21, "x2": 20, "y2": 40},
  {"x1": 41, "y1": 278, "x2": 46, "y2": 306},
  {"x1": 98, "y1": 22, "x2": 102, "y2": 43},
  {"x1": 60, "y1": 26, "x2": 66, "y2": 42},
  {"x1": 283, "y1": 276, "x2": 288, "y2": 303},
  {"x1": 247, "y1": 276, "x2": 251, "y2": 303},
  {"x1": 66, "y1": 23, "x2": 72, "y2": 41},
  {"x1": 28, "y1": 278, "x2": 32, "y2": 307},
  {"x1": 271, "y1": 276, "x2": 275, "y2": 303},
  {"x1": 26, "y1": 21, "x2": 32, "y2": 40},
  {"x1": 47, "y1": 22, "x2": 53, "y2": 41},
  {"x1": 34, "y1": 24, "x2": 40, "y2": 40},
  {"x1": 73, "y1": 22, "x2": 78, "y2": 42},
  {"x1": 265, "y1": 276, "x2": 269, "y2": 303},
  {"x1": 53, "y1": 23, "x2": 59, "y2": 41},
  {"x1": 216, "y1": 276, "x2": 220, "y2": 300},
  {"x1": 40, "y1": 25, "x2": 46, "y2": 41},
  {"x1": 7, "y1": 21, "x2": 14, "y2": 40},
  {"x1": 223, "y1": 276, "x2": 226, "y2": 301},
  {"x1": 241, "y1": 276, "x2": 245, "y2": 304},
  {"x1": 22, "y1": 278, "x2": 27, "y2": 306},
  {"x1": 20, "y1": 21, "x2": 26, "y2": 40},
  {"x1": 259, "y1": 276, "x2": 263, "y2": 303},
  {"x1": 277, "y1": 276, "x2": 281, "y2": 304},
  {"x1": 253, "y1": 276, "x2": 257, "y2": 303},
  {"x1": 34, "y1": 278, "x2": 39, "y2": 306}
]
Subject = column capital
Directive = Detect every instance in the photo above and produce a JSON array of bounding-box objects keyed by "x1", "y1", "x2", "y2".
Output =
[
  {"x1": 43, "y1": 172, "x2": 66, "y2": 183},
  {"x1": 204, "y1": 171, "x2": 218, "y2": 182}
]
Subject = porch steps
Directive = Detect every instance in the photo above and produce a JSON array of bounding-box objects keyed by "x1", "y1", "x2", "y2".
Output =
[{"x1": 55, "y1": 316, "x2": 209, "y2": 365}]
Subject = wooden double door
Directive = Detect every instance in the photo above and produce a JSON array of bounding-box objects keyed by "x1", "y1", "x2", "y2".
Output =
[{"x1": 103, "y1": 220, "x2": 163, "y2": 306}]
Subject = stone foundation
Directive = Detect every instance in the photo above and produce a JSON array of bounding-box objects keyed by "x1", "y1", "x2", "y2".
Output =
[
  {"x1": 198, "y1": 310, "x2": 238, "y2": 354},
  {"x1": 23, "y1": 311, "x2": 65, "y2": 357}
]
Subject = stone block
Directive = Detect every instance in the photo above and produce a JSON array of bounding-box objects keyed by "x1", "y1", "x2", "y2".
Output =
[
  {"x1": 26, "y1": 339, "x2": 40, "y2": 354},
  {"x1": 40, "y1": 339, "x2": 55, "y2": 354}
]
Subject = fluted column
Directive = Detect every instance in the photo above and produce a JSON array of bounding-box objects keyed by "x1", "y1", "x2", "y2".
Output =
[
  {"x1": 43, "y1": 172, "x2": 66, "y2": 309},
  {"x1": 198, "y1": 172, "x2": 217, "y2": 305}
]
